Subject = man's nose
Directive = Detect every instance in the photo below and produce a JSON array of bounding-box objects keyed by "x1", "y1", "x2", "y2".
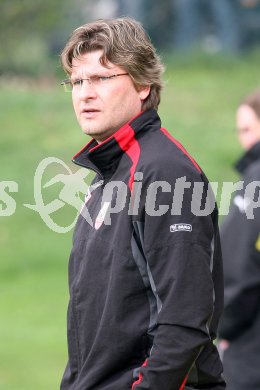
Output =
[{"x1": 78, "y1": 80, "x2": 97, "y2": 99}]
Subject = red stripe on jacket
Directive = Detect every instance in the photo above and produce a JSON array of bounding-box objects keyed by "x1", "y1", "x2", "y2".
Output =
[
  {"x1": 131, "y1": 359, "x2": 148, "y2": 390},
  {"x1": 179, "y1": 374, "x2": 188, "y2": 390},
  {"x1": 131, "y1": 359, "x2": 188, "y2": 390},
  {"x1": 114, "y1": 124, "x2": 140, "y2": 191}
]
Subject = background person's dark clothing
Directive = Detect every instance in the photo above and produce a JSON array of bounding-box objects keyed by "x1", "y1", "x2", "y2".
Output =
[
  {"x1": 172, "y1": 0, "x2": 240, "y2": 53},
  {"x1": 61, "y1": 109, "x2": 225, "y2": 390},
  {"x1": 219, "y1": 141, "x2": 260, "y2": 390}
]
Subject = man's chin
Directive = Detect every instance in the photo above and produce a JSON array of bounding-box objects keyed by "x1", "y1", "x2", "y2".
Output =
[
  {"x1": 81, "y1": 124, "x2": 117, "y2": 142},
  {"x1": 81, "y1": 127, "x2": 106, "y2": 142},
  {"x1": 81, "y1": 127, "x2": 99, "y2": 136}
]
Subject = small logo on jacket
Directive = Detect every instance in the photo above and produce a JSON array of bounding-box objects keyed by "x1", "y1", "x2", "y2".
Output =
[
  {"x1": 170, "y1": 223, "x2": 192, "y2": 233},
  {"x1": 94, "y1": 201, "x2": 110, "y2": 230}
]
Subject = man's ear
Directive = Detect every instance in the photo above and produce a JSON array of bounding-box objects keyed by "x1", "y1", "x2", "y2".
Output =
[{"x1": 138, "y1": 85, "x2": 151, "y2": 101}]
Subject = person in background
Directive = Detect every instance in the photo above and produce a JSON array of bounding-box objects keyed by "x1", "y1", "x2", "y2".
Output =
[
  {"x1": 116, "y1": 0, "x2": 172, "y2": 49},
  {"x1": 218, "y1": 88, "x2": 260, "y2": 390},
  {"x1": 59, "y1": 17, "x2": 225, "y2": 389},
  {"x1": 172, "y1": 0, "x2": 240, "y2": 53}
]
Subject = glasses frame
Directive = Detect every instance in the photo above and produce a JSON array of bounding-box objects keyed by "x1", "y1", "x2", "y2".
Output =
[{"x1": 61, "y1": 73, "x2": 129, "y2": 92}]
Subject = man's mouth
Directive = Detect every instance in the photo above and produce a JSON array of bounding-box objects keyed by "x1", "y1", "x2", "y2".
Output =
[{"x1": 81, "y1": 108, "x2": 100, "y2": 118}]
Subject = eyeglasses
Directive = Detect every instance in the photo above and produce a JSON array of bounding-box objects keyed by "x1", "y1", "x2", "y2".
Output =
[{"x1": 61, "y1": 73, "x2": 129, "y2": 92}]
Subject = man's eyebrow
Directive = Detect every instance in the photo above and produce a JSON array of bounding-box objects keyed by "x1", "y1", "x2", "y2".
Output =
[{"x1": 70, "y1": 71, "x2": 116, "y2": 80}]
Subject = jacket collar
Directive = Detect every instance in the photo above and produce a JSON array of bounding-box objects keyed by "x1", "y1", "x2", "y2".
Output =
[
  {"x1": 235, "y1": 141, "x2": 260, "y2": 174},
  {"x1": 72, "y1": 109, "x2": 161, "y2": 178}
]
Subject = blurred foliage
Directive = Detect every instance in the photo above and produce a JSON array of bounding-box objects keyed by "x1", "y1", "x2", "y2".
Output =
[
  {"x1": 0, "y1": 0, "x2": 95, "y2": 76},
  {"x1": 1, "y1": 0, "x2": 260, "y2": 77}
]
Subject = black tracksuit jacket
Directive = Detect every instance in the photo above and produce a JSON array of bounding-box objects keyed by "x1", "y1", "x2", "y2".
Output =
[
  {"x1": 61, "y1": 109, "x2": 225, "y2": 390},
  {"x1": 218, "y1": 142, "x2": 260, "y2": 390}
]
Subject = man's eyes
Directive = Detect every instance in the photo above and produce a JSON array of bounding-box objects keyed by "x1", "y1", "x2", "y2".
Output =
[
  {"x1": 98, "y1": 76, "x2": 111, "y2": 81},
  {"x1": 71, "y1": 76, "x2": 112, "y2": 86},
  {"x1": 72, "y1": 79, "x2": 82, "y2": 86}
]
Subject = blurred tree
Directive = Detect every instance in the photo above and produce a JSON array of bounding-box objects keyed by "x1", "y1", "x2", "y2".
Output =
[
  {"x1": 0, "y1": 0, "x2": 59, "y2": 75},
  {"x1": 0, "y1": 0, "x2": 96, "y2": 76}
]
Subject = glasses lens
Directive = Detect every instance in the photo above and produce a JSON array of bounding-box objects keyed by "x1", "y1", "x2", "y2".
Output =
[
  {"x1": 61, "y1": 80, "x2": 72, "y2": 92},
  {"x1": 90, "y1": 76, "x2": 102, "y2": 85}
]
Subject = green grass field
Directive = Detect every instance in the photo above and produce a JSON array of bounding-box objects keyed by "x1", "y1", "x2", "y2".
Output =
[{"x1": 1, "y1": 53, "x2": 260, "y2": 389}]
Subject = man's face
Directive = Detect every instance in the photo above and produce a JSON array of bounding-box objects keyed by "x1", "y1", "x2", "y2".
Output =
[
  {"x1": 71, "y1": 50, "x2": 150, "y2": 142},
  {"x1": 236, "y1": 104, "x2": 260, "y2": 150}
]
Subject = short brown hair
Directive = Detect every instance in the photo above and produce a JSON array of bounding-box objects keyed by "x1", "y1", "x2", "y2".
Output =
[
  {"x1": 60, "y1": 17, "x2": 164, "y2": 111},
  {"x1": 241, "y1": 88, "x2": 260, "y2": 119}
]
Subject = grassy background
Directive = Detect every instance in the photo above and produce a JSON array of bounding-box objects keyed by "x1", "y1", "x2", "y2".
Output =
[{"x1": 1, "y1": 53, "x2": 260, "y2": 389}]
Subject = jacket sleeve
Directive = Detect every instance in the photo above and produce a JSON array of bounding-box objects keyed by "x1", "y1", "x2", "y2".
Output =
[
  {"x1": 131, "y1": 167, "x2": 222, "y2": 389},
  {"x1": 218, "y1": 168, "x2": 260, "y2": 341}
]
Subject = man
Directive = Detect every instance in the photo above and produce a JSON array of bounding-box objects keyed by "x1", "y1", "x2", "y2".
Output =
[
  {"x1": 218, "y1": 89, "x2": 260, "y2": 390},
  {"x1": 60, "y1": 17, "x2": 225, "y2": 389}
]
